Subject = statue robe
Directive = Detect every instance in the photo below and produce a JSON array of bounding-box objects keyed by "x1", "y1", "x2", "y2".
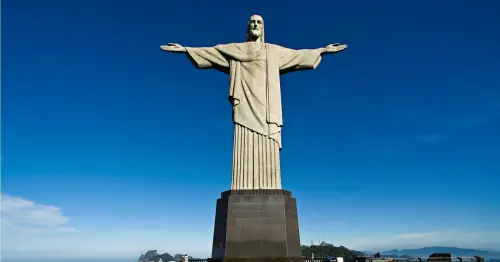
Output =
[{"x1": 186, "y1": 42, "x2": 322, "y2": 189}]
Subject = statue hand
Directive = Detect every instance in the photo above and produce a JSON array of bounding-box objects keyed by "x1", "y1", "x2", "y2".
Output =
[
  {"x1": 323, "y1": 43, "x2": 348, "y2": 53},
  {"x1": 160, "y1": 43, "x2": 187, "y2": 53}
]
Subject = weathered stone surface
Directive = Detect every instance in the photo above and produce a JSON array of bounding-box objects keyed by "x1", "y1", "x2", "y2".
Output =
[
  {"x1": 211, "y1": 190, "x2": 301, "y2": 259},
  {"x1": 160, "y1": 15, "x2": 346, "y2": 191}
]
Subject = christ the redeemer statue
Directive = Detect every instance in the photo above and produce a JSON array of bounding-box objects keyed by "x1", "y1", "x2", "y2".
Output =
[{"x1": 160, "y1": 15, "x2": 347, "y2": 191}]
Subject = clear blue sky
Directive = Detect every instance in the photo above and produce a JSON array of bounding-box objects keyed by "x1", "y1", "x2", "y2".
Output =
[{"x1": 2, "y1": 0, "x2": 500, "y2": 259}]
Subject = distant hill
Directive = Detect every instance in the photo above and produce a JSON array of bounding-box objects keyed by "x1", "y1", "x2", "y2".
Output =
[
  {"x1": 380, "y1": 247, "x2": 500, "y2": 259},
  {"x1": 301, "y1": 242, "x2": 362, "y2": 261},
  {"x1": 138, "y1": 250, "x2": 162, "y2": 262},
  {"x1": 138, "y1": 250, "x2": 197, "y2": 262}
]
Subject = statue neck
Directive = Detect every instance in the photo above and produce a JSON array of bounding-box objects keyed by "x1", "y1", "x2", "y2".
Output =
[{"x1": 247, "y1": 36, "x2": 263, "y2": 43}]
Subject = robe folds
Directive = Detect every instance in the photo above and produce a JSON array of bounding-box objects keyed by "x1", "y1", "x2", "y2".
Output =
[{"x1": 186, "y1": 42, "x2": 322, "y2": 189}]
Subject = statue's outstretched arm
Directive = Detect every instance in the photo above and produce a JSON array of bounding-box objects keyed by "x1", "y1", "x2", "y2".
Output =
[
  {"x1": 320, "y1": 43, "x2": 348, "y2": 54},
  {"x1": 276, "y1": 43, "x2": 348, "y2": 74},
  {"x1": 160, "y1": 43, "x2": 229, "y2": 71},
  {"x1": 160, "y1": 43, "x2": 187, "y2": 53}
]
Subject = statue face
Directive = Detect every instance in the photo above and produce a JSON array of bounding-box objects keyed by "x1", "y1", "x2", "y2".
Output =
[{"x1": 247, "y1": 15, "x2": 264, "y2": 40}]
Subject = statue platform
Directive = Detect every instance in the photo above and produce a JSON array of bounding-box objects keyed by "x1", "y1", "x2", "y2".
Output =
[{"x1": 211, "y1": 189, "x2": 301, "y2": 259}]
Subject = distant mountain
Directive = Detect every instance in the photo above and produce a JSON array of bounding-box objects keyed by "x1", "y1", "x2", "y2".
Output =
[
  {"x1": 301, "y1": 242, "x2": 361, "y2": 261},
  {"x1": 380, "y1": 247, "x2": 500, "y2": 259},
  {"x1": 138, "y1": 250, "x2": 175, "y2": 262},
  {"x1": 138, "y1": 250, "x2": 198, "y2": 262},
  {"x1": 138, "y1": 250, "x2": 161, "y2": 262}
]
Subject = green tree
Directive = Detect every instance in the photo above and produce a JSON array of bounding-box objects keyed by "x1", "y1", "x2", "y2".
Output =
[{"x1": 301, "y1": 242, "x2": 362, "y2": 261}]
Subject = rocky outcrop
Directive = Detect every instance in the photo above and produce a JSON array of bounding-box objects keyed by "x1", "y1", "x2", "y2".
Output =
[
  {"x1": 138, "y1": 250, "x2": 176, "y2": 262},
  {"x1": 138, "y1": 250, "x2": 159, "y2": 262},
  {"x1": 138, "y1": 250, "x2": 199, "y2": 262}
]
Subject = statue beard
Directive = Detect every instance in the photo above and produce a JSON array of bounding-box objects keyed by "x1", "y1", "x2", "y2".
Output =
[{"x1": 246, "y1": 28, "x2": 265, "y2": 43}]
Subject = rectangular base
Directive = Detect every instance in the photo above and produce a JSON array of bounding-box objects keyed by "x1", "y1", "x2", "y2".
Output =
[{"x1": 211, "y1": 190, "x2": 301, "y2": 259}]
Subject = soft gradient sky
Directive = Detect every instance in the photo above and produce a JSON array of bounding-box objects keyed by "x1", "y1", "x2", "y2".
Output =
[{"x1": 2, "y1": 0, "x2": 500, "y2": 259}]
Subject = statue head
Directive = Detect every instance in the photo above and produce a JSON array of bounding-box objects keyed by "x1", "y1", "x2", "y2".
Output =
[{"x1": 246, "y1": 14, "x2": 264, "y2": 42}]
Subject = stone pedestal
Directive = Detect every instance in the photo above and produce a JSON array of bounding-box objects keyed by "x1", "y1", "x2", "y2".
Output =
[{"x1": 211, "y1": 189, "x2": 301, "y2": 259}]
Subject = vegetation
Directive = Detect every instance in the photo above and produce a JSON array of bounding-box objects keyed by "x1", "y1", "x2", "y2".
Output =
[
  {"x1": 153, "y1": 253, "x2": 176, "y2": 262},
  {"x1": 301, "y1": 242, "x2": 363, "y2": 261}
]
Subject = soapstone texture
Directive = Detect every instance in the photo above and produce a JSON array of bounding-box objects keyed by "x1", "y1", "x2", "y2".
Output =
[{"x1": 160, "y1": 15, "x2": 347, "y2": 190}]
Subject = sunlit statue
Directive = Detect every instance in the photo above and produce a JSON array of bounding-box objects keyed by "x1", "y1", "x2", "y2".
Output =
[{"x1": 160, "y1": 15, "x2": 347, "y2": 190}]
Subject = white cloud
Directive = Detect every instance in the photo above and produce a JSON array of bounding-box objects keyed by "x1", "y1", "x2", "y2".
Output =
[
  {"x1": 1, "y1": 194, "x2": 75, "y2": 231},
  {"x1": 1, "y1": 194, "x2": 78, "y2": 258}
]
